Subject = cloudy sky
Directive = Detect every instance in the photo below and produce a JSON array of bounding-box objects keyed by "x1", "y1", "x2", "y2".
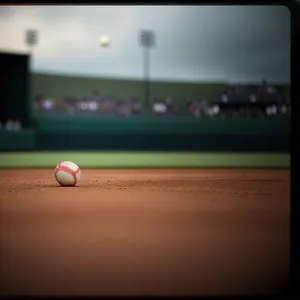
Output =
[{"x1": 0, "y1": 5, "x2": 290, "y2": 83}]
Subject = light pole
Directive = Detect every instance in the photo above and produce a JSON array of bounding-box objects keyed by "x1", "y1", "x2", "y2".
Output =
[
  {"x1": 25, "y1": 29, "x2": 38, "y2": 55},
  {"x1": 25, "y1": 29, "x2": 38, "y2": 116},
  {"x1": 139, "y1": 30, "x2": 155, "y2": 111}
]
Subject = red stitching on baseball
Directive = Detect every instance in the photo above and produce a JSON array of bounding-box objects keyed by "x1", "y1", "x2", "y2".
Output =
[{"x1": 55, "y1": 165, "x2": 77, "y2": 186}]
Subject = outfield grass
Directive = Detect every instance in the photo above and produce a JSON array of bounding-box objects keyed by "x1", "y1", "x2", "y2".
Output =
[{"x1": 0, "y1": 152, "x2": 290, "y2": 169}]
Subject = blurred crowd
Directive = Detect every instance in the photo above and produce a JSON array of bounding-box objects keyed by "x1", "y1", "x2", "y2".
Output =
[
  {"x1": 151, "y1": 81, "x2": 290, "y2": 118},
  {"x1": 33, "y1": 81, "x2": 290, "y2": 119},
  {"x1": 33, "y1": 90, "x2": 142, "y2": 117},
  {"x1": 184, "y1": 81, "x2": 290, "y2": 119},
  {"x1": 0, "y1": 119, "x2": 22, "y2": 131}
]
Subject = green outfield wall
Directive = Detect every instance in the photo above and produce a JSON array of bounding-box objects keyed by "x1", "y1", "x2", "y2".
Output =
[
  {"x1": 33, "y1": 115, "x2": 290, "y2": 152},
  {"x1": 0, "y1": 116, "x2": 290, "y2": 152},
  {"x1": 35, "y1": 115, "x2": 289, "y2": 135},
  {"x1": 0, "y1": 129, "x2": 36, "y2": 150}
]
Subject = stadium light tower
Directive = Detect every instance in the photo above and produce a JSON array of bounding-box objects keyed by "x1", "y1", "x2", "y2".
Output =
[
  {"x1": 139, "y1": 30, "x2": 155, "y2": 111},
  {"x1": 25, "y1": 29, "x2": 38, "y2": 55},
  {"x1": 25, "y1": 29, "x2": 38, "y2": 108}
]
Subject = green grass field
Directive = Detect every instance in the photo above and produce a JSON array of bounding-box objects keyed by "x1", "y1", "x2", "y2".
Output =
[{"x1": 0, "y1": 152, "x2": 290, "y2": 169}]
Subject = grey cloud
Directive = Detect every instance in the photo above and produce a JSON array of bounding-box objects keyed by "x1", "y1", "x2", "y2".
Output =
[{"x1": 0, "y1": 5, "x2": 290, "y2": 83}]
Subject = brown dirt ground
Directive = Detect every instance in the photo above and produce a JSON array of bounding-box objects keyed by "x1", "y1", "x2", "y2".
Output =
[{"x1": 0, "y1": 169, "x2": 290, "y2": 296}]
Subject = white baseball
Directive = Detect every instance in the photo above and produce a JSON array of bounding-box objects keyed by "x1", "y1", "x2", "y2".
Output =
[
  {"x1": 55, "y1": 161, "x2": 81, "y2": 187},
  {"x1": 100, "y1": 36, "x2": 110, "y2": 47}
]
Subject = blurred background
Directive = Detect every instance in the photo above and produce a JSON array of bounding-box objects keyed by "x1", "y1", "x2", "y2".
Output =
[{"x1": 0, "y1": 5, "x2": 290, "y2": 168}]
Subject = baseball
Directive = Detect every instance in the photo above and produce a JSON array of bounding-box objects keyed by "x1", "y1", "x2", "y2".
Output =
[
  {"x1": 100, "y1": 35, "x2": 111, "y2": 47},
  {"x1": 55, "y1": 161, "x2": 81, "y2": 187}
]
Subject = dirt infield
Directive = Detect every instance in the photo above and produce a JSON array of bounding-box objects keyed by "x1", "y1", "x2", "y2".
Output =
[{"x1": 0, "y1": 169, "x2": 290, "y2": 296}]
